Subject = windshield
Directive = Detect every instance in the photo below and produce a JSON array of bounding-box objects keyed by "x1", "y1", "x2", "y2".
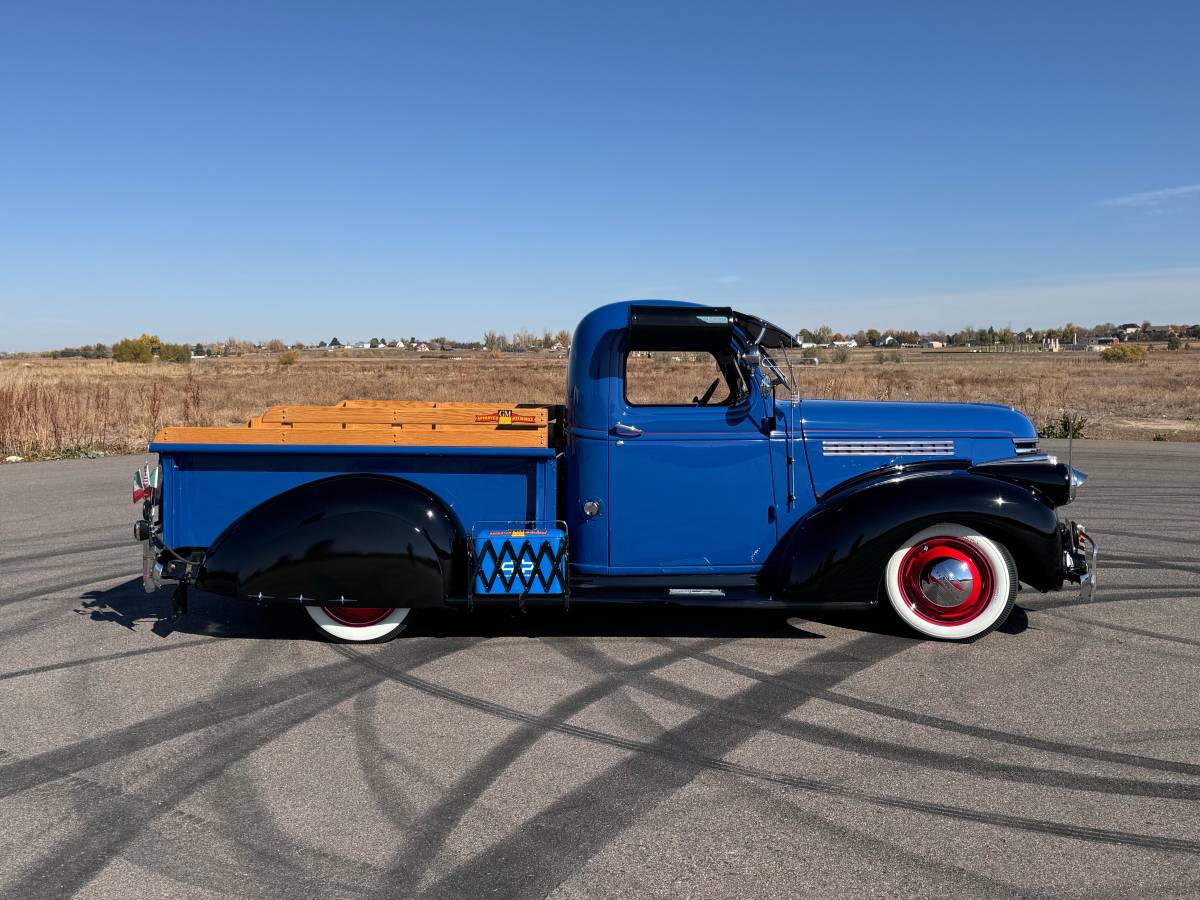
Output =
[{"x1": 759, "y1": 345, "x2": 799, "y2": 398}]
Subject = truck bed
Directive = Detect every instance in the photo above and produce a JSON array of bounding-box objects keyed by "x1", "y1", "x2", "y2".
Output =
[
  {"x1": 154, "y1": 400, "x2": 551, "y2": 448},
  {"x1": 149, "y1": 401, "x2": 558, "y2": 551}
]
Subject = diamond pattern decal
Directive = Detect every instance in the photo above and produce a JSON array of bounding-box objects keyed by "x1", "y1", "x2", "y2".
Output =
[{"x1": 474, "y1": 532, "x2": 567, "y2": 596}]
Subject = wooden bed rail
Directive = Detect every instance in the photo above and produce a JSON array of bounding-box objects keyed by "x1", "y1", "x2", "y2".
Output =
[{"x1": 154, "y1": 402, "x2": 551, "y2": 448}]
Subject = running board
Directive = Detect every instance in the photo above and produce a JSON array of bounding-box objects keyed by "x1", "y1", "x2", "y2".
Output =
[{"x1": 449, "y1": 588, "x2": 877, "y2": 611}]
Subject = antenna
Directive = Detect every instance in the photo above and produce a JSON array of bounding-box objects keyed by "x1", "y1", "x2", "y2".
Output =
[{"x1": 1067, "y1": 426, "x2": 1075, "y2": 503}]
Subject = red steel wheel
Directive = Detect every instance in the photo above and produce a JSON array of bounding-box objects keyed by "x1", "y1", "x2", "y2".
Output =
[
  {"x1": 897, "y1": 536, "x2": 994, "y2": 626},
  {"x1": 883, "y1": 523, "x2": 1017, "y2": 641},
  {"x1": 304, "y1": 605, "x2": 411, "y2": 642},
  {"x1": 320, "y1": 606, "x2": 393, "y2": 628}
]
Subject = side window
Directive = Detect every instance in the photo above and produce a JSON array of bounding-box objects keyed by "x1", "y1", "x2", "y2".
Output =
[{"x1": 625, "y1": 350, "x2": 744, "y2": 406}]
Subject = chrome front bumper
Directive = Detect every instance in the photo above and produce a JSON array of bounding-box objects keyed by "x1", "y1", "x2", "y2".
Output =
[{"x1": 1063, "y1": 521, "x2": 1098, "y2": 601}]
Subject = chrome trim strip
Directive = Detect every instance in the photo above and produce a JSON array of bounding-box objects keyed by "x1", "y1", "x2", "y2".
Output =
[
  {"x1": 821, "y1": 440, "x2": 955, "y2": 456},
  {"x1": 978, "y1": 452, "x2": 1060, "y2": 466}
]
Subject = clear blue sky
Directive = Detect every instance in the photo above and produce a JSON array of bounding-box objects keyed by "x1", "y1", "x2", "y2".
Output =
[{"x1": 2, "y1": 1, "x2": 1197, "y2": 351}]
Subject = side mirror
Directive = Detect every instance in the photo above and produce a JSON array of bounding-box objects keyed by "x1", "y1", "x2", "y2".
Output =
[{"x1": 740, "y1": 349, "x2": 762, "y2": 369}]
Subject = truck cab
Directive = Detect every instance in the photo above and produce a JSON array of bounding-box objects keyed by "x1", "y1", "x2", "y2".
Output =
[{"x1": 135, "y1": 300, "x2": 1096, "y2": 643}]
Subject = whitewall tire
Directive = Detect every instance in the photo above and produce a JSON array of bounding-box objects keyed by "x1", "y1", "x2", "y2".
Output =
[
  {"x1": 304, "y1": 606, "x2": 411, "y2": 643},
  {"x1": 883, "y1": 523, "x2": 1016, "y2": 641}
]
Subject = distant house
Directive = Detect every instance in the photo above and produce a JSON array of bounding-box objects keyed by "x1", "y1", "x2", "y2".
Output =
[
  {"x1": 879, "y1": 335, "x2": 899, "y2": 347},
  {"x1": 1119, "y1": 323, "x2": 1140, "y2": 336},
  {"x1": 416, "y1": 342, "x2": 430, "y2": 352},
  {"x1": 919, "y1": 340, "x2": 944, "y2": 349}
]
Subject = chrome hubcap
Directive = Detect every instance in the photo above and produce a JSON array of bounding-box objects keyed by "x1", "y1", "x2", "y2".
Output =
[{"x1": 919, "y1": 556, "x2": 975, "y2": 607}]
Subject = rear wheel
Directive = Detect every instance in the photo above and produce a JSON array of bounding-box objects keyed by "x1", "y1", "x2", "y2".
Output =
[
  {"x1": 304, "y1": 605, "x2": 411, "y2": 643},
  {"x1": 883, "y1": 523, "x2": 1016, "y2": 641}
]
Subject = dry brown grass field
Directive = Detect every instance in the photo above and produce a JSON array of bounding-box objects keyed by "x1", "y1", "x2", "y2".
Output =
[{"x1": 1, "y1": 348, "x2": 1197, "y2": 458}]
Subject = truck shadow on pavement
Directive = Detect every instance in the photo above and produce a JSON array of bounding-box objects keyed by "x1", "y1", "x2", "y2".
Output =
[{"x1": 77, "y1": 577, "x2": 1028, "y2": 642}]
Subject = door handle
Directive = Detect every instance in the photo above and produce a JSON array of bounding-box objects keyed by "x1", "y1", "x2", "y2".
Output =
[{"x1": 611, "y1": 422, "x2": 643, "y2": 437}]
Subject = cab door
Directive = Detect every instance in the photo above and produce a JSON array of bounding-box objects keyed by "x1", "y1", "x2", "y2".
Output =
[{"x1": 607, "y1": 347, "x2": 776, "y2": 572}]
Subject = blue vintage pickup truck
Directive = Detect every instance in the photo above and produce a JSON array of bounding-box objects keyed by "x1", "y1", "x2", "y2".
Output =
[{"x1": 134, "y1": 300, "x2": 1095, "y2": 642}]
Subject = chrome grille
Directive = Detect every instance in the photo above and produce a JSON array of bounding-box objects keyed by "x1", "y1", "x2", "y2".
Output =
[{"x1": 821, "y1": 440, "x2": 955, "y2": 456}]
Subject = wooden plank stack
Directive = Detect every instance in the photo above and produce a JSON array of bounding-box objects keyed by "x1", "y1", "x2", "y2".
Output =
[{"x1": 153, "y1": 401, "x2": 550, "y2": 448}]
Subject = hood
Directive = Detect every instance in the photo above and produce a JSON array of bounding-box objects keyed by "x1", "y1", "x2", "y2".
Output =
[
  {"x1": 800, "y1": 399, "x2": 1037, "y2": 441},
  {"x1": 798, "y1": 399, "x2": 1038, "y2": 498}
]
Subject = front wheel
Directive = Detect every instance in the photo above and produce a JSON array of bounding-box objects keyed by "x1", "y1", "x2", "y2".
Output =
[
  {"x1": 883, "y1": 523, "x2": 1016, "y2": 641},
  {"x1": 304, "y1": 605, "x2": 411, "y2": 643}
]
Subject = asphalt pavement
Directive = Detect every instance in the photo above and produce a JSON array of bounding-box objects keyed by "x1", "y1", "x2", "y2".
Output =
[{"x1": 1, "y1": 440, "x2": 1198, "y2": 899}]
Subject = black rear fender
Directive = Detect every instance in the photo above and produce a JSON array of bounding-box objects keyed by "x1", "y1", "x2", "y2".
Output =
[
  {"x1": 196, "y1": 474, "x2": 465, "y2": 606},
  {"x1": 760, "y1": 468, "x2": 1063, "y2": 601}
]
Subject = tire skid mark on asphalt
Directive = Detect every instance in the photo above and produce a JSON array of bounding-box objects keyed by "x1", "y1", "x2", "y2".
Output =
[
  {"x1": 747, "y1": 777, "x2": 1032, "y2": 898},
  {"x1": 684, "y1": 647, "x2": 1200, "y2": 777},
  {"x1": 350, "y1": 685, "x2": 429, "y2": 829},
  {"x1": 355, "y1": 636, "x2": 735, "y2": 895},
  {"x1": 363, "y1": 634, "x2": 911, "y2": 900},
  {"x1": 1, "y1": 525, "x2": 128, "y2": 557},
  {"x1": 563, "y1": 638, "x2": 1200, "y2": 800},
  {"x1": 1099, "y1": 557, "x2": 1200, "y2": 577},
  {"x1": 1099, "y1": 529, "x2": 1200, "y2": 548},
  {"x1": 1025, "y1": 589, "x2": 1200, "y2": 612},
  {"x1": 556, "y1": 640, "x2": 702, "y2": 754},
  {"x1": 15, "y1": 750, "x2": 380, "y2": 898},
  {"x1": 1109, "y1": 726, "x2": 1200, "y2": 746},
  {"x1": 128, "y1": 641, "x2": 363, "y2": 895},
  {"x1": 0, "y1": 612, "x2": 60, "y2": 647},
  {"x1": 625, "y1": 669, "x2": 1200, "y2": 800},
  {"x1": 0, "y1": 637, "x2": 223, "y2": 683},
  {"x1": 0, "y1": 568, "x2": 136, "y2": 607},
  {"x1": 0, "y1": 639, "x2": 473, "y2": 803},
  {"x1": 1026, "y1": 613, "x2": 1200, "y2": 666},
  {"x1": 3, "y1": 538, "x2": 131, "y2": 568},
  {"x1": 378, "y1": 633, "x2": 1200, "y2": 900},
  {"x1": 0, "y1": 638, "x2": 482, "y2": 900},
  {"x1": 3, "y1": 686, "x2": 384, "y2": 900},
  {"x1": 1038, "y1": 608, "x2": 1200, "y2": 649}
]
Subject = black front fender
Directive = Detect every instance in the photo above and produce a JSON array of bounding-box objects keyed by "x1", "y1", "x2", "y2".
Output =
[
  {"x1": 760, "y1": 467, "x2": 1063, "y2": 601},
  {"x1": 196, "y1": 474, "x2": 465, "y2": 606}
]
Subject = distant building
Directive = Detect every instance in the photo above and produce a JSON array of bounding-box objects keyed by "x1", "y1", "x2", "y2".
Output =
[{"x1": 831, "y1": 339, "x2": 858, "y2": 348}]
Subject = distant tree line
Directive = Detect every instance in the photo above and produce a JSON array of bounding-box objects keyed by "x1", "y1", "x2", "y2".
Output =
[
  {"x1": 797, "y1": 320, "x2": 1200, "y2": 348},
  {"x1": 482, "y1": 328, "x2": 572, "y2": 352},
  {"x1": 41, "y1": 343, "x2": 111, "y2": 359},
  {"x1": 29, "y1": 318, "x2": 1196, "y2": 361},
  {"x1": 112, "y1": 334, "x2": 192, "y2": 363}
]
